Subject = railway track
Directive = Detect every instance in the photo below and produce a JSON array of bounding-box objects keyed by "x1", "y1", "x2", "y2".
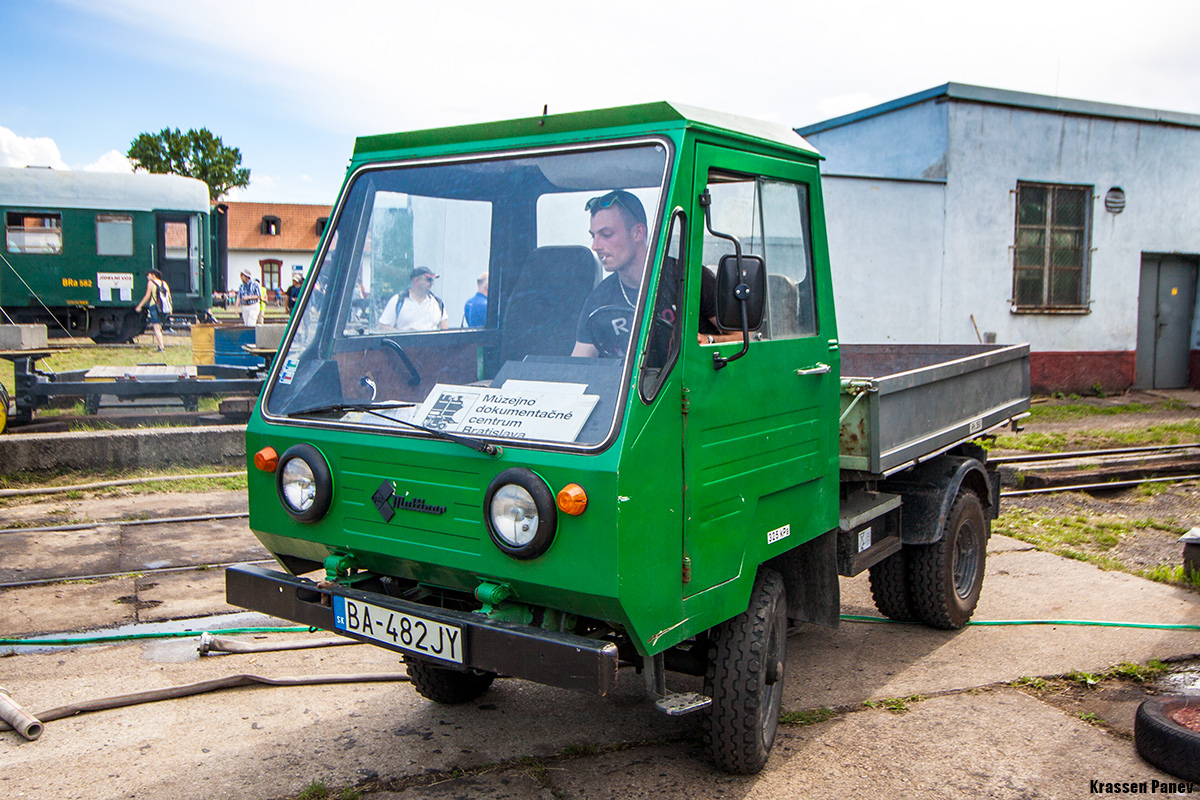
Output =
[{"x1": 2, "y1": 445, "x2": 1198, "y2": 588}]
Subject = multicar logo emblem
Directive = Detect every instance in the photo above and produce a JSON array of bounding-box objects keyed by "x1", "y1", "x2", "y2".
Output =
[{"x1": 372, "y1": 481, "x2": 446, "y2": 523}]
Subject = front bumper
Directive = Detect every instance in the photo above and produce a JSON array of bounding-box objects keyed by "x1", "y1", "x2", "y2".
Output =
[{"x1": 225, "y1": 564, "x2": 620, "y2": 696}]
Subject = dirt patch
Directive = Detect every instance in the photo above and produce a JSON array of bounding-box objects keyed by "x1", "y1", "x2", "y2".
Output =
[{"x1": 1013, "y1": 658, "x2": 1200, "y2": 738}]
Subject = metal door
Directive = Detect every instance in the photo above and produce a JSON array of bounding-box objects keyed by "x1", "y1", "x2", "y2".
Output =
[
  {"x1": 1136, "y1": 255, "x2": 1197, "y2": 388},
  {"x1": 680, "y1": 144, "x2": 840, "y2": 598}
]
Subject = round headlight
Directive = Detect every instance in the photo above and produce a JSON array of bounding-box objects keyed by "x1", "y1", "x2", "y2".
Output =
[
  {"x1": 280, "y1": 458, "x2": 316, "y2": 512},
  {"x1": 275, "y1": 444, "x2": 333, "y2": 523},
  {"x1": 484, "y1": 468, "x2": 557, "y2": 560}
]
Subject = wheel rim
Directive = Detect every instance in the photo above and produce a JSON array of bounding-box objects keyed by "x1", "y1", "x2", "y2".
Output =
[{"x1": 952, "y1": 517, "x2": 981, "y2": 599}]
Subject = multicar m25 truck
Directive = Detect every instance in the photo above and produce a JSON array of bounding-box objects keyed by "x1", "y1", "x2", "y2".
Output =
[{"x1": 227, "y1": 103, "x2": 1030, "y2": 773}]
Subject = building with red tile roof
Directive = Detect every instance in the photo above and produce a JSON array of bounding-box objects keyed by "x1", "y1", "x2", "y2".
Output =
[{"x1": 220, "y1": 201, "x2": 331, "y2": 297}]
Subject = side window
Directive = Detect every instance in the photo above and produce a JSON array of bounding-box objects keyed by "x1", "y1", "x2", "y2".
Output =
[
  {"x1": 640, "y1": 210, "x2": 684, "y2": 401},
  {"x1": 760, "y1": 179, "x2": 817, "y2": 338},
  {"x1": 96, "y1": 214, "x2": 133, "y2": 256},
  {"x1": 6, "y1": 211, "x2": 62, "y2": 254},
  {"x1": 702, "y1": 174, "x2": 818, "y2": 339}
]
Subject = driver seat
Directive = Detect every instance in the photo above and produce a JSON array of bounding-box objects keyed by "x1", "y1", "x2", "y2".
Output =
[{"x1": 500, "y1": 246, "x2": 598, "y2": 363}]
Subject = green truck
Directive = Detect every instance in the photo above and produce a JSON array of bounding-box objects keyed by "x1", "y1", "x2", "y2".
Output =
[{"x1": 227, "y1": 103, "x2": 1030, "y2": 773}]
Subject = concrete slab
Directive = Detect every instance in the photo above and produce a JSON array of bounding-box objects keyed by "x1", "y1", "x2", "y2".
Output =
[
  {"x1": 0, "y1": 641, "x2": 692, "y2": 800},
  {"x1": 541, "y1": 690, "x2": 1177, "y2": 800},
  {"x1": 784, "y1": 537, "x2": 1200, "y2": 710},
  {"x1": 1, "y1": 577, "x2": 137, "y2": 637},
  {"x1": 135, "y1": 568, "x2": 243, "y2": 622},
  {"x1": 0, "y1": 424, "x2": 247, "y2": 472}
]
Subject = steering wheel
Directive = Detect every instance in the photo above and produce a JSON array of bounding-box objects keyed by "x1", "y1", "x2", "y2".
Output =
[{"x1": 585, "y1": 304, "x2": 635, "y2": 358}]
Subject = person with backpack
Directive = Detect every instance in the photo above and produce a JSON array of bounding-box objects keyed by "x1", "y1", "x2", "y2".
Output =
[
  {"x1": 377, "y1": 266, "x2": 449, "y2": 331},
  {"x1": 134, "y1": 269, "x2": 171, "y2": 352}
]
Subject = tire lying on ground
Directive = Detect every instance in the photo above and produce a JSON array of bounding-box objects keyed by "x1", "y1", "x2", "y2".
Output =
[{"x1": 1134, "y1": 695, "x2": 1200, "y2": 783}]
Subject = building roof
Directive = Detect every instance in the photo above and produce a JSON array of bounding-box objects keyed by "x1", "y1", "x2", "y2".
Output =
[
  {"x1": 797, "y1": 82, "x2": 1200, "y2": 136},
  {"x1": 223, "y1": 201, "x2": 333, "y2": 253},
  {"x1": 0, "y1": 167, "x2": 209, "y2": 212}
]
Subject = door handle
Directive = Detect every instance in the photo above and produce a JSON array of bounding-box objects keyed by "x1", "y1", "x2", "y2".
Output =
[{"x1": 796, "y1": 363, "x2": 831, "y2": 376}]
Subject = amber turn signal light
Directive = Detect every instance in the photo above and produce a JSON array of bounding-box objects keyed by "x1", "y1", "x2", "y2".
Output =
[
  {"x1": 254, "y1": 446, "x2": 279, "y2": 472},
  {"x1": 556, "y1": 483, "x2": 587, "y2": 516}
]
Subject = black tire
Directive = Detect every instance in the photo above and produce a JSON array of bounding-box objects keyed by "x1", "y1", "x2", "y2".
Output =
[
  {"x1": 869, "y1": 547, "x2": 917, "y2": 622},
  {"x1": 702, "y1": 568, "x2": 788, "y2": 774},
  {"x1": 909, "y1": 491, "x2": 987, "y2": 630},
  {"x1": 404, "y1": 658, "x2": 495, "y2": 705},
  {"x1": 1135, "y1": 696, "x2": 1200, "y2": 783}
]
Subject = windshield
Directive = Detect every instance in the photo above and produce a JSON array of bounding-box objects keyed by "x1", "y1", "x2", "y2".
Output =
[{"x1": 264, "y1": 140, "x2": 670, "y2": 448}]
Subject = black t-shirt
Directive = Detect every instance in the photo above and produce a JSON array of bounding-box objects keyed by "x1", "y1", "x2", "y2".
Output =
[
  {"x1": 575, "y1": 273, "x2": 637, "y2": 357},
  {"x1": 285, "y1": 283, "x2": 302, "y2": 310}
]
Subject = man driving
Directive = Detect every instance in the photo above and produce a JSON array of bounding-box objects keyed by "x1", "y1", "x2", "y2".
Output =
[{"x1": 571, "y1": 190, "x2": 649, "y2": 358}]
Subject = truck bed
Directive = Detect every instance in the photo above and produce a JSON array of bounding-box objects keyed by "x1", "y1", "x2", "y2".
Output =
[{"x1": 838, "y1": 343, "x2": 1030, "y2": 476}]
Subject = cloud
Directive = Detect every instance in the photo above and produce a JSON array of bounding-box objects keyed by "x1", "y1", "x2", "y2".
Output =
[
  {"x1": 0, "y1": 126, "x2": 69, "y2": 169},
  {"x1": 82, "y1": 149, "x2": 133, "y2": 172}
]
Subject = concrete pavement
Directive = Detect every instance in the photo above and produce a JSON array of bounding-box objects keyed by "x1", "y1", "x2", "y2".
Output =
[{"x1": 0, "y1": 493, "x2": 1198, "y2": 799}]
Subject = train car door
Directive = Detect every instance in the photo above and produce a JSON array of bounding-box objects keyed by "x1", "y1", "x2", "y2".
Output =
[{"x1": 157, "y1": 213, "x2": 198, "y2": 298}]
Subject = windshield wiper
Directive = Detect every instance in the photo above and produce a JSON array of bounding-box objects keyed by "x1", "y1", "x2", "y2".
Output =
[{"x1": 286, "y1": 401, "x2": 503, "y2": 458}]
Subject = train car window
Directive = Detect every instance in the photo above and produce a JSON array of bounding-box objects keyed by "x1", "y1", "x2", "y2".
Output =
[
  {"x1": 96, "y1": 214, "x2": 134, "y2": 256},
  {"x1": 6, "y1": 212, "x2": 62, "y2": 254},
  {"x1": 163, "y1": 221, "x2": 189, "y2": 260}
]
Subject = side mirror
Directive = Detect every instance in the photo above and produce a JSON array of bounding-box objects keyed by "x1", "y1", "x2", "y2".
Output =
[{"x1": 715, "y1": 253, "x2": 766, "y2": 332}]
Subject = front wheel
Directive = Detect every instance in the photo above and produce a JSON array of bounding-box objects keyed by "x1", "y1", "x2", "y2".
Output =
[
  {"x1": 909, "y1": 491, "x2": 987, "y2": 629},
  {"x1": 702, "y1": 568, "x2": 788, "y2": 774},
  {"x1": 404, "y1": 658, "x2": 495, "y2": 704}
]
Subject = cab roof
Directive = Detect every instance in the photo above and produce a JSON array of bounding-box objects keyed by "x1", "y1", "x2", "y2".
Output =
[{"x1": 353, "y1": 102, "x2": 820, "y2": 161}]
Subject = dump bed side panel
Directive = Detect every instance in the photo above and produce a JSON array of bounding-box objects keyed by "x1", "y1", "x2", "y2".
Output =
[{"x1": 839, "y1": 343, "x2": 1031, "y2": 475}]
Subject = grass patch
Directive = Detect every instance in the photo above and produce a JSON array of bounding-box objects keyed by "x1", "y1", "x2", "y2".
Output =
[
  {"x1": 995, "y1": 509, "x2": 1197, "y2": 590},
  {"x1": 993, "y1": 421, "x2": 1200, "y2": 452},
  {"x1": 863, "y1": 694, "x2": 925, "y2": 714},
  {"x1": 779, "y1": 706, "x2": 837, "y2": 726},
  {"x1": 1142, "y1": 564, "x2": 1200, "y2": 588},
  {"x1": 1025, "y1": 402, "x2": 1158, "y2": 422}
]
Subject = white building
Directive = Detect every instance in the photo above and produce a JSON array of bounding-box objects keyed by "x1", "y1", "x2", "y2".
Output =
[
  {"x1": 219, "y1": 201, "x2": 331, "y2": 300},
  {"x1": 799, "y1": 83, "x2": 1200, "y2": 392}
]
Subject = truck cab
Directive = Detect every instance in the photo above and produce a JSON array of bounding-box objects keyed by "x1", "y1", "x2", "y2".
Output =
[{"x1": 228, "y1": 102, "x2": 1025, "y2": 774}]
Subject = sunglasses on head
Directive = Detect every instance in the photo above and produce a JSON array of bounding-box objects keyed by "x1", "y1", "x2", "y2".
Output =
[{"x1": 586, "y1": 190, "x2": 638, "y2": 218}]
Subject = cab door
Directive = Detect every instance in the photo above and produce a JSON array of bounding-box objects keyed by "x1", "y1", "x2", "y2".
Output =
[{"x1": 681, "y1": 143, "x2": 840, "y2": 598}]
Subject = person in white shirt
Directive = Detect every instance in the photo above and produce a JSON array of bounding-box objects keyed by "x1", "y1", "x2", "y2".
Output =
[
  {"x1": 378, "y1": 266, "x2": 449, "y2": 331},
  {"x1": 235, "y1": 269, "x2": 263, "y2": 326}
]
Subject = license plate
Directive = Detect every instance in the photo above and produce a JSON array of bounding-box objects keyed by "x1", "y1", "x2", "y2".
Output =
[{"x1": 332, "y1": 595, "x2": 464, "y2": 664}]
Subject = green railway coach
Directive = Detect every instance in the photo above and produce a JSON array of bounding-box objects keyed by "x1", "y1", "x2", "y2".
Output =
[{"x1": 1, "y1": 166, "x2": 215, "y2": 342}]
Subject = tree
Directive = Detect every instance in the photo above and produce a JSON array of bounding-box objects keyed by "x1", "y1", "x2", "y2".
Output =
[{"x1": 127, "y1": 128, "x2": 250, "y2": 201}]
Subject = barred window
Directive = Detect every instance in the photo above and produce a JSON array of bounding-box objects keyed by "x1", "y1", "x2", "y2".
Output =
[{"x1": 1012, "y1": 182, "x2": 1091, "y2": 311}]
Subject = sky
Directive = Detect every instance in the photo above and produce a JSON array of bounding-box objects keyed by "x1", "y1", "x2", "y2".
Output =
[{"x1": 3, "y1": 0, "x2": 1199, "y2": 205}]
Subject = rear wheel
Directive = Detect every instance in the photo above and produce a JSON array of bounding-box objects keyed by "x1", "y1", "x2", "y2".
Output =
[
  {"x1": 404, "y1": 658, "x2": 495, "y2": 705},
  {"x1": 909, "y1": 491, "x2": 987, "y2": 629},
  {"x1": 869, "y1": 547, "x2": 916, "y2": 622},
  {"x1": 702, "y1": 568, "x2": 787, "y2": 774}
]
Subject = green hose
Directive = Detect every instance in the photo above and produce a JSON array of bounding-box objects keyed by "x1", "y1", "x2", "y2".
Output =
[
  {"x1": 3, "y1": 617, "x2": 1198, "y2": 649},
  {"x1": 839, "y1": 615, "x2": 1200, "y2": 630},
  {"x1": 0, "y1": 626, "x2": 311, "y2": 647}
]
